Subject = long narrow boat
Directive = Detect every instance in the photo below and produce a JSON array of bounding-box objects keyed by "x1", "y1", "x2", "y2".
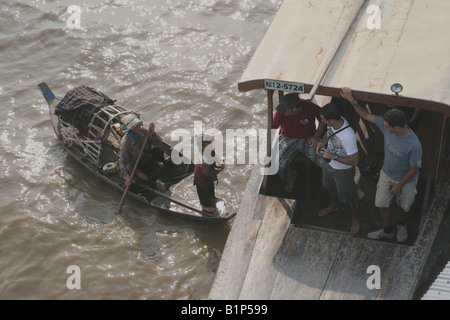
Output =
[
  {"x1": 210, "y1": 0, "x2": 450, "y2": 299},
  {"x1": 38, "y1": 82, "x2": 235, "y2": 222}
]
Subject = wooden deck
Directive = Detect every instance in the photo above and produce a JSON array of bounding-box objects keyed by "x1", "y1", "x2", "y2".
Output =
[{"x1": 209, "y1": 161, "x2": 450, "y2": 300}]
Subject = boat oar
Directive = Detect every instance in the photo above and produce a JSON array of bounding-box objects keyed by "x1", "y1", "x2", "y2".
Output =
[
  {"x1": 134, "y1": 181, "x2": 214, "y2": 216},
  {"x1": 115, "y1": 127, "x2": 152, "y2": 215}
]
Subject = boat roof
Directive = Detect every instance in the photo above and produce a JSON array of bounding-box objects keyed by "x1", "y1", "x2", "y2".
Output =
[{"x1": 239, "y1": 0, "x2": 450, "y2": 115}]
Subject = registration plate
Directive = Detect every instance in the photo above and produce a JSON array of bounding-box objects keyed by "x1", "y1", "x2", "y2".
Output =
[{"x1": 264, "y1": 79, "x2": 305, "y2": 94}]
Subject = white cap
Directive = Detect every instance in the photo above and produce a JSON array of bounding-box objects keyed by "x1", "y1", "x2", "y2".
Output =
[{"x1": 121, "y1": 114, "x2": 142, "y2": 132}]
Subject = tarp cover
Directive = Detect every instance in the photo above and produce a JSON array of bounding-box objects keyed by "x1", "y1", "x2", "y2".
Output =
[
  {"x1": 239, "y1": 0, "x2": 450, "y2": 112},
  {"x1": 55, "y1": 86, "x2": 115, "y2": 136}
]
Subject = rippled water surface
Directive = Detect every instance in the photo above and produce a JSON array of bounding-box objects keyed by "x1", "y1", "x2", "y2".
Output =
[{"x1": 0, "y1": 0, "x2": 282, "y2": 299}]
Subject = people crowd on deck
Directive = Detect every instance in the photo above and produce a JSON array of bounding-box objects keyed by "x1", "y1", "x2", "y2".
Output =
[
  {"x1": 271, "y1": 88, "x2": 422, "y2": 241},
  {"x1": 117, "y1": 87, "x2": 422, "y2": 242}
]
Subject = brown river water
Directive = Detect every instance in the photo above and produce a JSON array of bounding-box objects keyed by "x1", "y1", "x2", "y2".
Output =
[{"x1": 0, "y1": 0, "x2": 448, "y2": 300}]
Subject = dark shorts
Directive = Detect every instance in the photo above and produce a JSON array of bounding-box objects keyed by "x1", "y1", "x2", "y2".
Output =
[
  {"x1": 321, "y1": 163, "x2": 357, "y2": 204},
  {"x1": 196, "y1": 184, "x2": 215, "y2": 207}
]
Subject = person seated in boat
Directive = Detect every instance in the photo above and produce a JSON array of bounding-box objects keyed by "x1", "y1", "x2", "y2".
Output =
[
  {"x1": 273, "y1": 93, "x2": 327, "y2": 193},
  {"x1": 316, "y1": 102, "x2": 361, "y2": 235},
  {"x1": 193, "y1": 134, "x2": 225, "y2": 214},
  {"x1": 119, "y1": 114, "x2": 165, "y2": 187},
  {"x1": 341, "y1": 87, "x2": 422, "y2": 243}
]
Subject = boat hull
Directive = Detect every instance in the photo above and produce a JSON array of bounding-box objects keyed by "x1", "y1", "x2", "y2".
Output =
[{"x1": 39, "y1": 82, "x2": 235, "y2": 222}]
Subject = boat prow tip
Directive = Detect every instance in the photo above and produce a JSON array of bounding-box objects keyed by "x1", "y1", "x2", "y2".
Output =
[{"x1": 38, "y1": 82, "x2": 56, "y2": 104}]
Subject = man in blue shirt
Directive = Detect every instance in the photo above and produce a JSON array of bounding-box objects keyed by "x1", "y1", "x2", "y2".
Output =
[{"x1": 340, "y1": 87, "x2": 422, "y2": 243}]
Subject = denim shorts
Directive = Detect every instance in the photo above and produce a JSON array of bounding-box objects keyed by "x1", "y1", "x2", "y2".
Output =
[
  {"x1": 375, "y1": 170, "x2": 418, "y2": 212},
  {"x1": 321, "y1": 163, "x2": 357, "y2": 204}
]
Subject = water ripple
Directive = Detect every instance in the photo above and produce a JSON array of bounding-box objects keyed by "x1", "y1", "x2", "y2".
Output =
[{"x1": 0, "y1": 0, "x2": 283, "y2": 299}]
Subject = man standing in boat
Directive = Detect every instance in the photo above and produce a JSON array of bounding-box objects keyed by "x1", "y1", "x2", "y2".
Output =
[
  {"x1": 317, "y1": 103, "x2": 361, "y2": 235},
  {"x1": 340, "y1": 87, "x2": 422, "y2": 243},
  {"x1": 119, "y1": 114, "x2": 165, "y2": 187},
  {"x1": 273, "y1": 93, "x2": 326, "y2": 193}
]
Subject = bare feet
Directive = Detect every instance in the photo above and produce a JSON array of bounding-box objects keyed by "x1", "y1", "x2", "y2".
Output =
[
  {"x1": 202, "y1": 206, "x2": 215, "y2": 213},
  {"x1": 213, "y1": 197, "x2": 223, "y2": 203},
  {"x1": 284, "y1": 182, "x2": 294, "y2": 193},
  {"x1": 350, "y1": 218, "x2": 360, "y2": 235},
  {"x1": 318, "y1": 205, "x2": 340, "y2": 217}
]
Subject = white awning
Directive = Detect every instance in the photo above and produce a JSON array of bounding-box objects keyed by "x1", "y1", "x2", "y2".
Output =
[{"x1": 239, "y1": 0, "x2": 450, "y2": 115}]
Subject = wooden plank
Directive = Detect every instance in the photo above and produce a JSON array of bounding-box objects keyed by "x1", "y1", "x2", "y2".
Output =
[
  {"x1": 238, "y1": 81, "x2": 450, "y2": 116},
  {"x1": 209, "y1": 166, "x2": 276, "y2": 299},
  {"x1": 208, "y1": 214, "x2": 262, "y2": 299},
  {"x1": 320, "y1": 236, "x2": 399, "y2": 300},
  {"x1": 241, "y1": 164, "x2": 266, "y2": 221},
  {"x1": 210, "y1": 160, "x2": 450, "y2": 300},
  {"x1": 415, "y1": 111, "x2": 441, "y2": 178},
  {"x1": 270, "y1": 226, "x2": 343, "y2": 299},
  {"x1": 238, "y1": 197, "x2": 295, "y2": 299}
]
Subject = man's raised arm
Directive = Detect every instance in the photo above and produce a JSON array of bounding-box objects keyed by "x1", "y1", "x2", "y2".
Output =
[{"x1": 340, "y1": 87, "x2": 375, "y2": 123}]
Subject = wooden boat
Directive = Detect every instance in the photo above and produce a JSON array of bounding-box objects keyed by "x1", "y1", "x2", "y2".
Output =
[
  {"x1": 38, "y1": 82, "x2": 235, "y2": 222},
  {"x1": 210, "y1": 0, "x2": 450, "y2": 299}
]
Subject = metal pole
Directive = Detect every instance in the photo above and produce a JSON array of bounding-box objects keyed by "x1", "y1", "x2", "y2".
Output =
[{"x1": 309, "y1": 1, "x2": 367, "y2": 101}]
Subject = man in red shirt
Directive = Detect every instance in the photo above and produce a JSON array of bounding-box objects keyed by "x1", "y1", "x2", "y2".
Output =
[{"x1": 273, "y1": 93, "x2": 326, "y2": 192}]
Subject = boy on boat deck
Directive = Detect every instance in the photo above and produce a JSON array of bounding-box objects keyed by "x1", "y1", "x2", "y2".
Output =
[{"x1": 193, "y1": 134, "x2": 225, "y2": 213}]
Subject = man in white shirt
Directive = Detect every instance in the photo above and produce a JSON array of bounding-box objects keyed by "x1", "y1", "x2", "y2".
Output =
[{"x1": 317, "y1": 102, "x2": 360, "y2": 235}]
